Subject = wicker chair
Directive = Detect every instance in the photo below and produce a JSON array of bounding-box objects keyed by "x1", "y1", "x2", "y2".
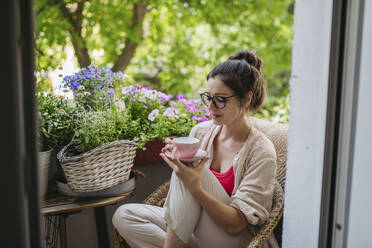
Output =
[{"x1": 113, "y1": 117, "x2": 288, "y2": 248}]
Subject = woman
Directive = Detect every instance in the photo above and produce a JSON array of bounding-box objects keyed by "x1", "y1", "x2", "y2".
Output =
[{"x1": 113, "y1": 50, "x2": 279, "y2": 248}]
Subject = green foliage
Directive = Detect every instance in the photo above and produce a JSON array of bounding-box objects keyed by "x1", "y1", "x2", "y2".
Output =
[
  {"x1": 72, "y1": 110, "x2": 141, "y2": 152},
  {"x1": 255, "y1": 92, "x2": 290, "y2": 123},
  {"x1": 35, "y1": 0, "x2": 294, "y2": 123},
  {"x1": 69, "y1": 84, "x2": 208, "y2": 152},
  {"x1": 36, "y1": 76, "x2": 53, "y2": 93},
  {"x1": 126, "y1": 0, "x2": 294, "y2": 100},
  {"x1": 38, "y1": 93, "x2": 84, "y2": 150}
]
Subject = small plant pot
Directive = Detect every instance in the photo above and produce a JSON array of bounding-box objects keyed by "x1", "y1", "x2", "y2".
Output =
[{"x1": 38, "y1": 147, "x2": 53, "y2": 197}]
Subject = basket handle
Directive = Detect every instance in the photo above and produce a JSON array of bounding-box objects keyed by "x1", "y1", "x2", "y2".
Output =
[{"x1": 57, "y1": 142, "x2": 77, "y2": 163}]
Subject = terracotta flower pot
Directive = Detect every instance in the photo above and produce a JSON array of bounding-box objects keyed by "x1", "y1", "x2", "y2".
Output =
[{"x1": 134, "y1": 139, "x2": 165, "y2": 166}]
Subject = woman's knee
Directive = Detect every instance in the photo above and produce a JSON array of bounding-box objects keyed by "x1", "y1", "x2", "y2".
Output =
[{"x1": 112, "y1": 203, "x2": 139, "y2": 231}]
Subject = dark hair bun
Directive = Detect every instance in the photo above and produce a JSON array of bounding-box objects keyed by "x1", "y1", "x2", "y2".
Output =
[
  {"x1": 228, "y1": 50, "x2": 263, "y2": 72},
  {"x1": 207, "y1": 50, "x2": 267, "y2": 112}
]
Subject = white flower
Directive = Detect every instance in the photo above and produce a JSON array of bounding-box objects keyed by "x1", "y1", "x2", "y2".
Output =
[
  {"x1": 148, "y1": 109, "x2": 159, "y2": 122},
  {"x1": 75, "y1": 92, "x2": 83, "y2": 98},
  {"x1": 58, "y1": 109, "x2": 66, "y2": 115},
  {"x1": 66, "y1": 99, "x2": 76, "y2": 108},
  {"x1": 115, "y1": 101, "x2": 126, "y2": 112},
  {"x1": 78, "y1": 85, "x2": 85, "y2": 91}
]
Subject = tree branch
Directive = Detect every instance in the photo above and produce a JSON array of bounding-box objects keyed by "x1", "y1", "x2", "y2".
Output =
[
  {"x1": 51, "y1": 0, "x2": 91, "y2": 67},
  {"x1": 75, "y1": 0, "x2": 86, "y2": 33},
  {"x1": 112, "y1": 1, "x2": 147, "y2": 72}
]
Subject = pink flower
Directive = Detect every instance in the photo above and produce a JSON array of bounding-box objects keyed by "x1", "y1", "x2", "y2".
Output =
[
  {"x1": 192, "y1": 115, "x2": 210, "y2": 122},
  {"x1": 185, "y1": 103, "x2": 197, "y2": 113}
]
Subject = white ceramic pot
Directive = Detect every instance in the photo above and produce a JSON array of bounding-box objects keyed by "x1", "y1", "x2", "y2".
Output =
[{"x1": 38, "y1": 148, "x2": 52, "y2": 197}]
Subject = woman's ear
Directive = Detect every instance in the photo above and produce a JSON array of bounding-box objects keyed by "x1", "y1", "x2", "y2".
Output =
[{"x1": 245, "y1": 91, "x2": 253, "y2": 111}]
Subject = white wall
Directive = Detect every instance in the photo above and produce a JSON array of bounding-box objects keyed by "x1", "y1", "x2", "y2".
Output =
[
  {"x1": 283, "y1": 1, "x2": 333, "y2": 247},
  {"x1": 346, "y1": 1, "x2": 372, "y2": 246}
]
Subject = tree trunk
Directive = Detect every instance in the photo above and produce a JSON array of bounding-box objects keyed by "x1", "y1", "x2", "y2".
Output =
[
  {"x1": 112, "y1": 1, "x2": 147, "y2": 72},
  {"x1": 52, "y1": 0, "x2": 91, "y2": 68},
  {"x1": 70, "y1": 34, "x2": 91, "y2": 67}
]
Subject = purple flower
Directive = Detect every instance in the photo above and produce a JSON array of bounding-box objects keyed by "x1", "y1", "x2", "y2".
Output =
[
  {"x1": 185, "y1": 103, "x2": 197, "y2": 113},
  {"x1": 192, "y1": 115, "x2": 200, "y2": 122},
  {"x1": 107, "y1": 89, "x2": 114, "y2": 101},
  {"x1": 148, "y1": 109, "x2": 159, "y2": 121},
  {"x1": 129, "y1": 90, "x2": 136, "y2": 97},
  {"x1": 163, "y1": 107, "x2": 178, "y2": 118},
  {"x1": 159, "y1": 97, "x2": 169, "y2": 102},
  {"x1": 122, "y1": 86, "x2": 134, "y2": 95},
  {"x1": 176, "y1": 94, "x2": 185, "y2": 100},
  {"x1": 158, "y1": 92, "x2": 172, "y2": 102},
  {"x1": 70, "y1": 82, "x2": 82, "y2": 90},
  {"x1": 62, "y1": 65, "x2": 120, "y2": 94}
]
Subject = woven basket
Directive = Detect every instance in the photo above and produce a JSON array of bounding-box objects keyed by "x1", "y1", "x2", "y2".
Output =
[{"x1": 57, "y1": 140, "x2": 138, "y2": 192}]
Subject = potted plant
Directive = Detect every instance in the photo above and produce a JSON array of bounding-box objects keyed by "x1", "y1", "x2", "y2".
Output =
[
  {"x1": 37, "y1": 93, "x2": 84, "y2": 193},
  {"x1": 56, "y1": 107, "x2": 139, "y2": 192},
  {"x1": 55, "y1": 67, "x2": 139, "y2": 192},
  {"x1": 118, "y1": 85, "x2": 210, "y2": 165},
  {"x1": 51, "y1": 66, "x2": 211, "y2": 192}
]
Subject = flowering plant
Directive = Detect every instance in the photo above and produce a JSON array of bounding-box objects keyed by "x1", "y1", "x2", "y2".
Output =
[
  {"x1": 65, "y1": 84, "x2": 210, "y2": 152},
  {"x1": 61, "y1": 65, "x2": 129, "y2": 108},
  {"x1": 62, "y1": 65, "x2": 128, "y2": 92},
  {"x1": 37, "y1": 93, "x2": 84, "y2": 150},
  {"x1": 72, "y1": 109, "x2": 142, "y2": 152},
  {"x1": 119, "y1": 85, "x2": 210, "y2": 147},
  {"x1": 39, "y1": 63, "x2": 211, "y2": 153}
]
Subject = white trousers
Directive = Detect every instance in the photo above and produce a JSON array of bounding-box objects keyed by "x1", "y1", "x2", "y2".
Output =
[{"x1": 112, "y1": 165, "x2": 251, "y2": 248}]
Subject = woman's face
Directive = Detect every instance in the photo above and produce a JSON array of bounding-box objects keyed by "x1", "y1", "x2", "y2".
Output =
[{"x1": 205, "y1": 77, "x2": 245, "y2": 126}]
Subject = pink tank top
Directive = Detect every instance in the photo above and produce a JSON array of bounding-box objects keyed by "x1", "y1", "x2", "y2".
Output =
[{"x1": 210, "y1": 165, "x2": 235, "y2": 196}]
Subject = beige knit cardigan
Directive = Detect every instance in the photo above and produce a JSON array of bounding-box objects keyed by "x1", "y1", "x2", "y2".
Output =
[{"x1": 189, "y1": 119, "x2": 279, "y2": 248}]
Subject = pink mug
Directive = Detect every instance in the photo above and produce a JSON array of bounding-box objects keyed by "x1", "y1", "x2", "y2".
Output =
[{"x1": 172, "y1": 137, "x2": 201, "y2": 159}]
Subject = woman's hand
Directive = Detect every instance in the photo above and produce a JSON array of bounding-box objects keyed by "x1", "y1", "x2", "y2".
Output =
[
  {"x1": 160, "y1": 147, "x2": 209, "y2": 196},
  {"x1": 161, "y1": 137, "x2": 174, "y2": 153}
]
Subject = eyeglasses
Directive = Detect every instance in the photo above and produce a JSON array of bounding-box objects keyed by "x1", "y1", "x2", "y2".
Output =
[{"x1": 200, "y1": 92, "x2": 237, "y2": 109}]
